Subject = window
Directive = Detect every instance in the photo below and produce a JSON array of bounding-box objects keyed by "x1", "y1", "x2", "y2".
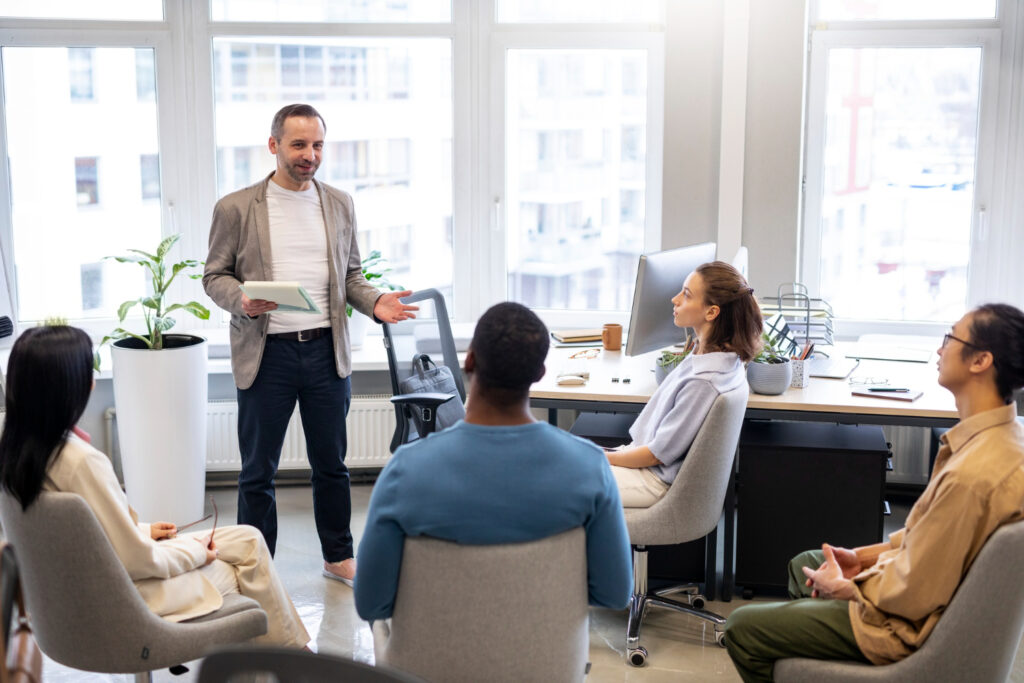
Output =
[
  {"x1": 212, "y1": 37, "x2": 453, "y2": 307},
  {"x1": 504, "y1": 48, "x2": 654, "y2": 312},
  {"x1": 75, "y1": 157, "x2": 99, "y2": 206},
  {"x1": 68, "y1": 48, "x2": 95, "y2": 101},
  {"x1": 140, "y1": 154, "x2": 160, "y2": 200},
  {"x1": 0, "y1": 1, "x2": 162, "y2": 20},
  {"x1": 0, "y1": 2, "x2": 665, "y2": 331},
  {"x1": 135, "y1": 48, "x2": 155, "y2": 102},
  {"x1": 2, "y1": 45, "x2": 163, "y2": 323},
  {"x1": 802, "y1": 5, "x2": 1005, "y2": 325},
  {"x1": 212, "y1": 0, "x2": 450, "y2": 23}
]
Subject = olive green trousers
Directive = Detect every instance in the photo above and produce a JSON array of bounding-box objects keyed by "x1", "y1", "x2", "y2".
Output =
[{"x1": 724, "y1": 550, "x2": 870, "y2": 682}]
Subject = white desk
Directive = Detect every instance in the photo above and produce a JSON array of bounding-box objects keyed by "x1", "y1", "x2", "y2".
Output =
[{"x1": 531, "y1": 345, "x2": 958, "y2": 428}]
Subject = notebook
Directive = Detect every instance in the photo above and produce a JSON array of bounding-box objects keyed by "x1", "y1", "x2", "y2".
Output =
[
  {"x1": 239, "y1": 281, "x2": 321, "y2": 314},
  {"x1": 851, "y1": 388, "x2": 923, "y2": 402},
  {"x1": 551, "y1": 328, "x2": 602, "y2": 343}
]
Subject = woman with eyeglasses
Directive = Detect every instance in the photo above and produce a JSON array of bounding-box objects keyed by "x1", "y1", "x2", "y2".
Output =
[
  {"x1": 0, "y1": 325, "x2": 310, "y2": 648},
  {"x1": 606, "y1": 261, "x2": 762, "y2": 507}
]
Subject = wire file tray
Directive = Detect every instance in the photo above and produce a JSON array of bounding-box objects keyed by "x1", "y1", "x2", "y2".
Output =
[{"x1": 758, "y1": 283, "x2": 835, "y2": 346}]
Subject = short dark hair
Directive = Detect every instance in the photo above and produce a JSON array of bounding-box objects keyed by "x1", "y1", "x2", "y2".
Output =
[
  {"x1": 270, "y1": 103, "x2": 326, "y2": 141},
  {"x1": 0, "y1": 325, "x2": 94, "y2": 510},
  {"x1": 469, "y1": 302, "x2": 549, "y2": 403},
  {"x1": 695, "y1": 261, "x2": 763, "y2": 362},
  {"x1": 962, "y1": 303, "x2": 1024, "y2": 404}
]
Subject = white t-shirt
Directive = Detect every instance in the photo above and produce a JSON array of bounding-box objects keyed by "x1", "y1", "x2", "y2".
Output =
[{"x1": 265, "y1": 181, "x2": 331, "y2": 333}]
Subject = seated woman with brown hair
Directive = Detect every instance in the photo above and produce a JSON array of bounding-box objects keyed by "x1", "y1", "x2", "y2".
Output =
[
  {"x1": 0, "y1": 324, "x2": 310, "y2": 648},
  {"x1": 607, "y1": 261, "x2": 762, "y2": 507}
]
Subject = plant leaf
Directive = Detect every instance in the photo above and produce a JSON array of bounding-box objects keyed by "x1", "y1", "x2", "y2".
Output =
[
  {"x1": 106, "y1": 254, "x2": 149, "y2": 264},
  {"x1": 126, "y1": 248, "x2": 158, "y2": 261},
  {"x1": 165, "y1": 301, "x2": 210, "y2": 320},
  {"x1": 141, "y1": 297, "x2": 160, "y2": 310},
  {"x1": 156, "y1": 234, "x2": 181, "y2": 259},
  {"x1": 154, "y1": 316, "x2": 176, "y2": 332},
  {"x1": 117, "y1": 299, "x2": 140, "y2": 321}
]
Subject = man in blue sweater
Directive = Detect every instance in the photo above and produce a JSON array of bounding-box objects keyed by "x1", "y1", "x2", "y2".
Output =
[{"x1": 354, "y1": 302, "x2": 632, "y2": 620}]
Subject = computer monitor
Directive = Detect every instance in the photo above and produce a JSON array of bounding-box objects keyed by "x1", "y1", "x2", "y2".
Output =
[{"x1": 625, "y1": 242, "x2": 717, "y2": 356}]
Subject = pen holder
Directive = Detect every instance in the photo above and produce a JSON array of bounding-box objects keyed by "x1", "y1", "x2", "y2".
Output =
[{"x1": 790, "y1": 358, "x2": 810, "y2": 388}]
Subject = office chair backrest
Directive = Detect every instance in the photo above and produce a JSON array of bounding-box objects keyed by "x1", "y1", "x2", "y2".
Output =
[
  {"x1": 774, "y1": 517, "x2": 1024, "y2": 682},
  {"x1": 198, "y1": 645, "x2": 425, "y2": 683},
  {"x1": 0, "y1": 491, "x2": 162, "y2": 670},
  {"x1": 0, "y1": 491, "x2": 267, "y2": 674},
  {"x1": 382, "y1": 527, "x2": 589, "y2": 683},
  {"x1": 382, "y1": 288, "x2": 466, "y2": 450},
  {"x1": 624, "y1": 383, "x2": 749, "y2": 546},
  {"x1": 0, "y1": 544, "x2": 18, "y2": 648}
]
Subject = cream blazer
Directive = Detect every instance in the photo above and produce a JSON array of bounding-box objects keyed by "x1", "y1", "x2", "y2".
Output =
[{"x1": 44, "y1": 435, "x2": 222, "y2": 622}]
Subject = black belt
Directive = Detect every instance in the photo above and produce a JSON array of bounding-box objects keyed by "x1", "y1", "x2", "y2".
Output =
[{"x1": 267, "y1": 327, "x2": 330, "y2": 342}]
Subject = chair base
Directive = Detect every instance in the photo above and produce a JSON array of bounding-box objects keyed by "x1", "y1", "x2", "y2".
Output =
[{"x1": 626, "y1": 547, "x2": 727, "y2": 667}]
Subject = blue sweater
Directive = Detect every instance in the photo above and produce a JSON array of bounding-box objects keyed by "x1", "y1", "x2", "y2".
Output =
[{"x1": 354, "y1": 420, "x2": 633, "y2": 620}]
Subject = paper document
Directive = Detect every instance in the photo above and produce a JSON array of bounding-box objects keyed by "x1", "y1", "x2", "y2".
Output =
[{"x1": 240, "y1": 281, "x2": 321, "y2": 314}]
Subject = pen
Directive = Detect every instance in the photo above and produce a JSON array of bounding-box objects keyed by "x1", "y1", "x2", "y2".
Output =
[{"x1": 868, "y1": 387, "x2": 910, "y2": 392}]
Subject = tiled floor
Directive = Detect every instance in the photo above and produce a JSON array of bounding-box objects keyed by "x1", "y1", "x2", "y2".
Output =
[{"x1": 42, "y1": 484, "x2": 1024, "y2": 682}]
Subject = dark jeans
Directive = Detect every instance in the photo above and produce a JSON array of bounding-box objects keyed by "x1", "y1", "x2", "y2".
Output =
[{"x1": 237, "y1": 333, "x2": 353, "y2": 562}]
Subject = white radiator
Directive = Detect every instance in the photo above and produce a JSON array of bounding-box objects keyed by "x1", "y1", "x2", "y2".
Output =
[{"x1": 205, "y1": 395, "x2": 396, "y2": 472}]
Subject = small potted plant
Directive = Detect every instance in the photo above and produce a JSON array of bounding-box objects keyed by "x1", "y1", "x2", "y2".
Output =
[
  {"x1": 746, "y1": 332, "x2": 792, "y2": 395},
  {"x1": 348, "y1": 249, "x2": 403, "y2": 349},
  {"x1": 102, "y1": 234, "x2": 210, "y2": 523},
  {"x1": 654, "y1": 335, "x2": 696, "y2": 384}
]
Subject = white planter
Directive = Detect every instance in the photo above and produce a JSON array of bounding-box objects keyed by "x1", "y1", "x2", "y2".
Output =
[
  {"x1": 747, "y1": 360, "x2": 793, "y2": 395},
  {"x1": 111, "y1": 335, "x2": 207, "y2": 524},
  {"x1": 348, "y1": 311, "x2": 370, "y2": 350}
]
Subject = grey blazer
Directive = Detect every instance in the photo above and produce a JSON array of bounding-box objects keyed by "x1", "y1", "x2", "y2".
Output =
[{"x1": 203, "y1": 173, "x2": 381, "y2": 390}]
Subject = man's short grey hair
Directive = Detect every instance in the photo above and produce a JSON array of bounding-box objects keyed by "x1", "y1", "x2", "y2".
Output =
[{"x1": 270, "y1": 103, "x2": 326, "y2": 141}]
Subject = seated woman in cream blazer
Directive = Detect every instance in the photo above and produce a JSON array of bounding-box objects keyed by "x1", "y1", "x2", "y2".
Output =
[{"x1": 0, "y1": 325, "x2": 309, "y2": 648}]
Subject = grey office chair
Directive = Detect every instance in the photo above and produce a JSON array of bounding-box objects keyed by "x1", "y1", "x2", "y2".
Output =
[
  {"x1": 382, "y1": 288, "x2": 466, "y2": 452},
  {"x1": 774, "y1": 517, "x2": 1024, "y2": 683},
  {"x1": 375, "y1": 527, "x2": 590, "y2": 683},
  {"x1": 198, "y1": 646, "x2": 424, "y2": 682},
  {"x1": 0, "y1": 492, "x2": 268, "y2": 682},
  {"x1": 623, "y1": 384, "x2": 749, "y2": 666}
]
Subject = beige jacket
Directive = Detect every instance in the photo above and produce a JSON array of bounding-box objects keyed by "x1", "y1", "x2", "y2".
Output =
[
  {"x1": 203, "y1": 173, "x2": 382, "y2": 389},
  {"x1": 849, "y1": 404, "x2": 1024, "y2": 664},
  {"x1": 44, "y1": 435, "x2": 223, "y2": 622}
]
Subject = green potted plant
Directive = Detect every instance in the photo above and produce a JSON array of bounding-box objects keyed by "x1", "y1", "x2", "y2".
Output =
[
  {"x1": 103, "y1": 234, "x2": 211, "y2": 523},
  {"x1": 348, "y1": 249, "x2": 403, "y2": 349},
  {"x1": 654, "y1": 335, "x2": 696, "y2": 384},
  {"x1": 746, "y1": 332, "x2": 792, "y2": 395}
]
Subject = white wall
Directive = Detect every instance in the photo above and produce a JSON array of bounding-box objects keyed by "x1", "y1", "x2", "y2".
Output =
[{"x1": 662, "y1": 0, "x2": 807, "y2": 296}]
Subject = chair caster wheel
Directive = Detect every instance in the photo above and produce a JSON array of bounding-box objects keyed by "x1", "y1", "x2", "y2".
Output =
[
  {"x1": 688, "y1": 594, "x2": 706, "y2": 610},
  {"x1": 627, "y1": 647, "x2": 648, "y2": 667},
  {"x1": 715, "y1": 630, "x2": 727, "y2": 648}
]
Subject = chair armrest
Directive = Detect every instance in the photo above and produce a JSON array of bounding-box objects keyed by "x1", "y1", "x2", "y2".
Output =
[{"x1": 390, "y1": 393, "x2": 456, "y2": 409}]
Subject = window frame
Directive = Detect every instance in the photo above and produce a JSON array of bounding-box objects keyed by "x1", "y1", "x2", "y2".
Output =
[{"x1": 800, "y1": 14, "x2": 1007, "y2": 336}]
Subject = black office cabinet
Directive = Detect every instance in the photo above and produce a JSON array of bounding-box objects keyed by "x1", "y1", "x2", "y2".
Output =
[{"x1": 735, "y1": 420, "x2": 889, "y2": 595}]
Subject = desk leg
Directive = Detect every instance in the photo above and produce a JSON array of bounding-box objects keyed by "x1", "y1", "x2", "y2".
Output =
[
  {"x1": 722, "y1": 449, "x2": 737, "y2": 602},
  {"x1": 547, "y1": 408, "x2": 558, "y2": 426}
]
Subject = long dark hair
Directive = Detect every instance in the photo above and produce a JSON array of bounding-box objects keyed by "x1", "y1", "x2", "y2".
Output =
[
  {"x1": 695, "y1": 261, "x2": 763, "y2": 363},
  {"x1": 0, "y1": 325, "x2": 94, "y2": 509}
]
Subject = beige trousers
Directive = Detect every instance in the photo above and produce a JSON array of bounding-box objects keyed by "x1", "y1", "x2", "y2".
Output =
[
  {"x1": 198, "y1": 524, "x2": 310, "y2": 648},
  {"x1": 611, "y1": 465, "x2": 670, "y2": 508}
]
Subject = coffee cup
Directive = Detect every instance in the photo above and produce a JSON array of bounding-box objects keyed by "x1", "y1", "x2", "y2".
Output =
[{"x1": 602, "y1": 323, "x2": 623, "y2": 351}]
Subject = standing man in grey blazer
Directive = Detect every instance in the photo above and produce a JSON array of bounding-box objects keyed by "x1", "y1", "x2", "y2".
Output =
[{"x1": 204, "y1": 103, "x2": 416, "y2": 585}]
